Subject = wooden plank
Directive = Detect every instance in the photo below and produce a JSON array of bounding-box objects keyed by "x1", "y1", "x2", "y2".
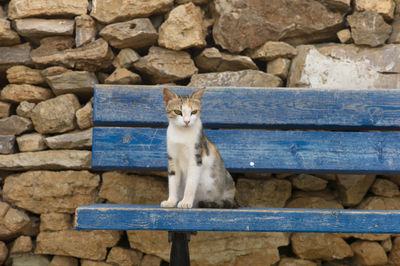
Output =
[
  {"x1": 75, "y1": 204, "x2": 400, "y2": 233},
  {"x1": 93, "y1": 85, "x2": 400, "y2": 129},
  {"x1": 92, "y1": 127, "x2": 400, "y2": 173}
]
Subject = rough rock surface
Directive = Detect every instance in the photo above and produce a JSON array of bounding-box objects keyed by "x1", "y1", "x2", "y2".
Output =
[
  {"x1": 10, "y1": 235, "x2": 33, "y2": 254},
  {"x1": 389, "y1": 237, "x2": 400, "y2": 265},
  {"x1": 286, "y1": 195, "x2": 344, "y2": 209},
  {"x1": 76, "y1": 101, "x2": 93, "y2": 130},
  {"x1": 0, "y1": 102, "x2": 11, "y2": 119},
  {"x1": 99, "y1": 172, "x2": 168, "y2": 204},
  {"x1": 0, "y1": 42, "x2": 32, "y2": 71},
  {"x1": 6, "y1": 65, "x2": 45, "y2": 85},
  {"x1": 45, "y1": 129, "x2": 92, "y2": 150},
  {"x1": 3, "y1": 170, "x2": 98, "y2": 213},
  {"x1": 30, "y1": 94, "x2": 81, "y2": 134},
  {"x1": 212, "y1": 0, "x2": 344, "y2": 53},
  {"x1": 189, "y1": 70, "x2": 282, "y2": 87},
  {"x1": 0, "y1": 241, "x2": 7, "y2": 265},
  {"x1": 36, "y1": 230, "x2": 120, "y2": 260},
  {"x1": 112, "y1": 48, "x2": 140, "y2": 68},
  {"x1": 8, "y1": 0, "x2": 88, "y2": 19},
  {"x1": 291, "y1": 233, "x2": 353, "y2": 261},
  {"x1": 267, "y1": 58, "x2": 291, "y2": 79},
  {"x1": 100, "y1": 18, "x2": 158, "y2": 49},
  {"x1": 40, "y1": 213, "x2": 71, "y2": 231},
  {"x1": 128, "y1": 231, "x2": 289, "y2": 265},
  {"x1": 16, "y1": 101, "x2": 36, "y2": 118},
  {"x1": 370, "y1": 178, "x2": 400, "y2": 197},
  {"x1": 246, "y1": 41, "x2": 297, "y2": 61},
  {"x1": 158, "y1": 3, "x2": 206, "y2": 50},
  {"x1": 354, "y1": 0, "x2": 396, "y2": 21},
  {"x1": 279, "y1": 258, "x2": 318, "y2": 266},
  {"x1": 0, "y1": 135, "x2": 16, "y2": 154},
  {"x1": 106, "y1": 247, "x2": 142, "y2": 266},
  {"x1": 16, "y1": 133, "x2": 47, "y2": 152},
  {"x1": 44, "y1": 71, "x2": 98, "y2": 97},
  {"x1": 1, "y1": 84, "x2": 53, "y2": 103},
  {"x1": 90, "y1": 0, "x2": 174, "y2": 24},
  {"x1": 0, "y1": 18, "x2": 21, "y2": 46},
  {"x1": 105, "y1": 68, "x2": 142, "y2": 85},
  {"x1": 0, "y1": 201, "x2": 31, "y2": 240},
  {"x1": 236, "y1": 178, "x2": 291, "y2": 207},
  {"x1": 51, "y1": 256, "x2": 79, "y2": 266},
  {"x1": 357, "y1": 196, "x2": 400, "y2": 210},
  {"x1": 288, "y1": 44, "x2": 400, "y2": 88},
  {"x1": 347, "y1": 11, "x2": 392, "y2": 47},
  {"x1": 195, "y1": 47, "x2": 258, "y2": 72},
  {"x1": 75, "y1": 14, "x2": 96, "y2": 47},
  {"x1": 14, "y1": 18, "x2": 74, "y2": 38},
  {"x1": 0, "y1": 115, "x2": 33, "y2": 135},
  {"x1": 291, "y1": 174, "x2": 328, "y2": 192},
  {"x1": 134, "y1": 46, "x2": 197, "y2": 84},
  {"x1": 336, "y1": 175, "x2": 376, "y2": 206},
  {"x1": 351, "y1": 240, "x2": 388, "y2": 265}
]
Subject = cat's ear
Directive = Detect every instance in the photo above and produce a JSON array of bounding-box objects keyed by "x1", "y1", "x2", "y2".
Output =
[
  {"x1": 163, "y1": 88, "x2": 178, "y2": 105},
  {"x1": 191, "y1": 87, "x2": 206, "y2": 101}
]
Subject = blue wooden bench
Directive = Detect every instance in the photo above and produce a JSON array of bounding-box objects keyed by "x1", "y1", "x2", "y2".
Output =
[{"x1": 75, "y1": 85, "x2": 400, "y2": 265}]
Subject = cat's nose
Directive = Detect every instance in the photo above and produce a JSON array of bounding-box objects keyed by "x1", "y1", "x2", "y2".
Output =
[{"x1": 184, "y1": 120, "x2": 190, "y2": 126}]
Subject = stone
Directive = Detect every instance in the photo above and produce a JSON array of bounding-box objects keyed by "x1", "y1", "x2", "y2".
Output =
[
  {"x1": 6, "y1": 65, "x2": 46, "y2": 85},
  {"x1": 99, "y1": 172, "x2": 168, "y2": 204},
  {"x1": 36, "y1": 230, "x2": 120, "y2": 260},
  {"x1": 390, "y1": 17, "x2": 400, "y2": 43},
  {"x1": 176, "y1": 0, "x2": 209, "y2": 3},
  {"x1": 336, "y1": 175, "x2": 376, "y2": 206},
  {"x1": 212, "y1": 0, "x2": 344, "y2": 53},
  {"x1": 267, "y1": 58, "x2": 291, "y2": 79},
  {"x1": 45, "y1": 129, "x2": 92, "y2": 150},
  {"x1": 12, "y1": 254, "x2": 51, "y2": 266},
  {"x1": 0, "y1": 241, "x2": 7, "y2": 265},
  {"x1": 0, "y1": 201, "x2": 30, "y2": 239},
  {"x1": 337, "y1": 29, "x2": 352, "y2": 43},
  {"x1": 389, "y1": 237, "x2": 400, "y2": 265},
  {"x1": 76, "y1": 102, "x2": 94, "y2": 130},
  {"x1": 381, "y1": 237, "x2": 392, "y2": 253},
  {"x1": 40, "y1": 213, "x2": 71, "y2": 231},
  {"x1": 8, "y1": 0, "x2": 88, "y2": 19},
  {"x1": 10, "y1": 235, "x2": 33, "y2": 254},
  {"x1": 51, "y1": 256, "x2": 78, "y2": 266},
  {"x1": 14, "y1": 19, "x2": 74, "y2": 38},
  {"x1": 100, "y1": 18, "x2": 158, "y2": 49},
  {"x1": 0, "y1": 150, "x2": 90, "y2": 171},
  {"x1": 351, "y1": 241, "x2": 388, "y2": 265},
  {"x1": 339, "y1": 233, "x2": 391, "y2": 242},
  {"x1": 105, "y1": 68, "x2": 142, "y2": 85},
  {"x1": 0, "y1": 115, "x2": 33, "y2": 135},
  {"x1": 45, "y1": 71, "x2": 98, "y2": 97},
  {"x1": 236, "y1": 178, "x2": 291, "y2": 207},
  {"x1": 288, "y1": 44, "x2": 400, "y2": 89},
  {"x1": 354, "y1": 0, "x2": 395, "y2": 21},
  {"x1": 30, "y1": 94, "x2": 81, "y2": 134},
  {"x1": 278, "y1": 258, "x2": 318, "y2": 266},
  {"x1": 81, "y1": 260, "x2": 113, "y2": 266},
  {"x1": 112, "y1": 48, "x2": 140, "y2": 69},
  {"x1": 357, "y1": 196, "x2": 400, "y2": 210},
  {"x1": 347, "y1": 11, "x2": 392, "y2": 47},
  {"x1": 286, "y1": 196, "x2": 344, "y2": 209},
  {"x1": 188, "y1": 70, "x2": 282, "y2": 87},
  {"x1": 0, "y1": 43, "x2": 32, "y2": 71},
  {"x1": 75, "y1": 15, "x2": 96, "y2": 47},
  {"x1": 291, "y1": 174, "x2": 328, "y2": 191},
  {"x1": 41, "y1": 66, "x2": 71, "y2": 77},
  {"x1": 370, "y1": 178, "x2": 400, "y2": 197},
  {"x1": 320, "y1": 0, "x2": 351, "y2": 12},
  {"x1": 31, "y1": 37, "x2": 114, "y2": 72},
  {"x1": 246, "y1": 41, "x2": 297, "y2": 61},
  {"x1": 106, "y1": 247, "x2": 142, "y2": 266},
  {"x1": 128, "y1": 230, "x2": 289, "y2": 265},
  {"x1": 141, "y1": 255, "x2": 162, "y2": 266},
  {"x1": 0, "y1": 18, "x2": 21, "y2": 46},
  {"x1": 1, "y1": 84, "x2": 53, "y2": 103},
  {"x1": 195, "y1": 47, "x2": 258, "y2": 72},
  {"x1": 158, "y1": 3, "x2": 206, "y2": 50},
  {"x1": 134, "y1": 46, "x2": 198, "y2": 84},
  {"x1": 0, "y1": 135, "x2": 16, "y2": 154},
  {"x1": 16, "y1": 101, "x2": 36, "y2": 118},
  {"x1": 3, "y1": 170, "x2": 98, "y2": 213},
  {"x1": 0, "y1": 101, "x2": 11, "y2": 118},
  {"x1": 291, "y1": 233, "x2": 353, "y2": 261},
  {"x1": 90, "y1": 0, "x2": 174, "y2": 24},
  {"x1": 16, "y1": 133, "x2": 47, "y2": 152},
  {"x1": 387, "y1": 175, "x2": 400, "y2": 185}
]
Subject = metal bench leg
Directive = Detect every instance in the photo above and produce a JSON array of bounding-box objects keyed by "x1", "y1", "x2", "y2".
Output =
[{"x1": 169, "y1": 231, "x2": 191, "y2": 266}]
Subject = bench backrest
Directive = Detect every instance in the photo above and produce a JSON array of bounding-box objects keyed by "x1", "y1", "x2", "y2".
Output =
[{"x1": 92, "y1": 85, "x2": 400, "y2": 174}]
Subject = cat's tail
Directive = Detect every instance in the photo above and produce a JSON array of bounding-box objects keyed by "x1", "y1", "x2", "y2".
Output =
[{"x1": 198, "y1": 198, "x2": 240, "y2": 209}]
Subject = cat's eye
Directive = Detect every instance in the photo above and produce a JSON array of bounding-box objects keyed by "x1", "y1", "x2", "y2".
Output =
[
  {"x1": 174, "y1": 110, "x2": 182, "y2": 115},
  {"x1": 191, "y1": 110, "x2": 198, "y2": 115}
]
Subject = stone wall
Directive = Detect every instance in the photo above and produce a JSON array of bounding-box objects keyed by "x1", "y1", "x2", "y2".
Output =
[{"x1": 0, "y1": 0, "x2": 400, "y2": 265}]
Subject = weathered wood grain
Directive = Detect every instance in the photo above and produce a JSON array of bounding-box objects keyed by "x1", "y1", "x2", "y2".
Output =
[
  {"x1": 93, "y1": 85, "x2": 400, "y2": 129},
  {"x1": 92, "y1": 127, "x2": 400, "y2": 173},
  {"x1": 75, "y1": 204, "x2": 400, "y2": 233}
]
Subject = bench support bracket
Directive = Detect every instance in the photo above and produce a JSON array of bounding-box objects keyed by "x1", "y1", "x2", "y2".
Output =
[{"x1": 168, "y1": 231, "x2": 192, "y2": 266}]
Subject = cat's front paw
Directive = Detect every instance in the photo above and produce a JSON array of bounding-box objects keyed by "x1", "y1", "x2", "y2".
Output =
[
  {"x1": 177, "y1": 200, "x2": 193, "y2": 209},
  {"x1": 160, "y1": 200, "x2": 177, "y2": 208}
]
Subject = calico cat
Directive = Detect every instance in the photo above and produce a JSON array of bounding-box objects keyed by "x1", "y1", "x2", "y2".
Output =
[{"x1": 161, "y1": 87, "x2": 237, "y2": 209}]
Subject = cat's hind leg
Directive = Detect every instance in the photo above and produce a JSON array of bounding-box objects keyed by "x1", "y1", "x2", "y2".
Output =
[{"x1": 161, "y1": 156, "x2": 181, "y2": 208}]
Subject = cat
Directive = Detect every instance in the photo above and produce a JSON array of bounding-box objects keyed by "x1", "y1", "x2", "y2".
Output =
[{"x1": 160, "y1": 87, "x2": 237, "y2": 209}]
